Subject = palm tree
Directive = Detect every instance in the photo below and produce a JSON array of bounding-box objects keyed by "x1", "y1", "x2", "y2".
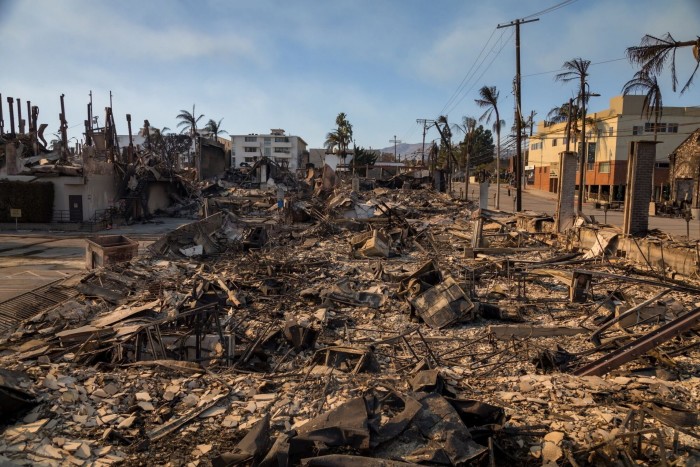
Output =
[
  {"x1": 176, "y1": 104, "x2": 204, "y2": 136},
  {"x1": 475, "y1": 86, "x2": 505, "y2": 209},
  {"x1": 325, "y1": 112, "x2": 353, "y2": 161},
  {"x1": 547, "y1": 102, "x2": 576, "y2": 125},
  {"x1": 324, "y1": 129, "x2": 342, "y2": 153},
  {"x1": 556, "y1": 58, "x2": 591, "y2": 213},
  {"x1": 433, "y1": 115, "x2": 455, "y2": 169},
  {"x1": 452, "y1": 116, "x2": 478, "y2": 200},
  {"x1": 451, "y1": 116, "x2": 477, "y2": 171},
  {"x1": 622, "y1": 70, "x2": 664, "y2": 141},
  {"x1": 626, "y1": 33, "x2": 699, "y2": 93},
  {"x1": 204, "y1": 118, "x2": 227, "y2": 140}
]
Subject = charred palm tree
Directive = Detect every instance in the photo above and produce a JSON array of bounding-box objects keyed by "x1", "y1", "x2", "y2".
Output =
[
  {"x1": 626, "y1": 33, "x2": 700, "y2": 93},
  {"x1": 204, "y1": 118, "x2": 227, "y2": 141},
  {"x1": 475, "y1": 86, "x2": 505, "y2": 209},
  {"x1": 622, "y1": 71, "x2": 663, "y2": 141},
  {"x1": 556, "y1": 58, "x2": 592, "y2": 213},
  {"x1": 176, "y1": 105, "x2": 204, "y2": 136},
  {"x1": 176, "y1": 105, "x2": 204, "y2": 167},
  {"x1": 451, "y1": 116, "x2": 478, "y2": 172},
  {"x1": 452, "y1": 116, "x2": 478, "y2": 200}
]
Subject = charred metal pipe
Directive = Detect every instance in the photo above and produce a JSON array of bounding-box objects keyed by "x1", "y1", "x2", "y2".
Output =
[
  {"x1": 60, "y1": 94, "x2": 69, "y2": 157},
  {"x1": 26, "y1": 100, "x2": 31, "y2": 133},
  {"x1": 7, "y1": 96, "x2": 15, "y2": 135},
  {"x1": 126, "y1": 114, "x2": 134, "y2": 164},
  {"x1": 17, "y1": 98, "x2": 23, "y2": 133}
]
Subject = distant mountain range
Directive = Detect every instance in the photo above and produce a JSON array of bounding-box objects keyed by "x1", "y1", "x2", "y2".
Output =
[{"x1": 377, "y1": 143, "x2": 426, "y2": 160}]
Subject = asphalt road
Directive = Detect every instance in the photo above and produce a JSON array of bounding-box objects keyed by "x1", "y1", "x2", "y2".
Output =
[{"x1": 0, "y1": 218, "x2": 191, "y2": 302}]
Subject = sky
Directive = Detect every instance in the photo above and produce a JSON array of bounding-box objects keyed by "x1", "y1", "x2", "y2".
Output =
[{"x1": 0, "y1": 0, "x2": 699, "y2": 153}]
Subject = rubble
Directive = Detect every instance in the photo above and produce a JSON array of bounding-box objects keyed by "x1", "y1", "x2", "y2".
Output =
[{"x1": 1, "y1": 179, "x2": 700, "y2": 466}]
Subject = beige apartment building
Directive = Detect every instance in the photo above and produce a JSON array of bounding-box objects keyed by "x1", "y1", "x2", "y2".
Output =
[{"x1": 528, "y1": 95, "x2": 700, "y2": 202}]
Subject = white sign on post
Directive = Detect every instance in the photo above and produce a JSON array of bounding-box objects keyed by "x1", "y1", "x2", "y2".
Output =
[{"x1": 10, "y1": 208, "x2": 21, "y2": 230}]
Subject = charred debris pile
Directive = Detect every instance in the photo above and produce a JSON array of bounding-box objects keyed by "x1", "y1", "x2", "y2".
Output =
[{"x1": 1, "y1": 181, "x2": 700, "y2": 466}]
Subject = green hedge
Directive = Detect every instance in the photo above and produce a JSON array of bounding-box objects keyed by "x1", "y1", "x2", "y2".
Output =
[{"x1": 0, "y1": 180, "x2": 54, "y2": 222}]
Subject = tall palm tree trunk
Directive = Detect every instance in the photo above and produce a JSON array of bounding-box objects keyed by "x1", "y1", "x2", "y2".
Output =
[{"x1": 496, "y1": 128, "x2": 501, "y2": 209}]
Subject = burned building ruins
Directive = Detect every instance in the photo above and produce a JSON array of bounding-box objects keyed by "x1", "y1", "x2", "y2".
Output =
[{"x1": 1, "y1": 93, "x2": 700, "y2": 466}]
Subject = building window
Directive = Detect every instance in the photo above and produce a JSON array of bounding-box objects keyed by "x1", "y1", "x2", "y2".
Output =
[
  {"x1": 264, "y1": 147, "x2": 271, "y2": 156},
  {"x1": 644, "y1": 122, "x2": 677, "y2": 133},
  {"x1": 245, "y1": 157, "x2": 256, "y2": 163},
  {"x1": 599, "y1": 162, "x2": 610, "y2": 173},
  {"x1": 552, "y1": 138, "x2": 558, "y2": 147},
  {"x1": 264, "y1": 137, "x2": 271, "y2": 144},
  {"x1": 608, "y1": 127, "x2": 613, "y2": 136},
  {"x1": 655, "y1": 162, "x2": 670, "y2": 169},
  {"x1": 244, "y1": 147, "x2": 257, "y2": 153},
  {"x1": 587, "y1": 163, "x2": 595, "y2": 171},
  {"x1": 645, "y1": 122, "x2": 664, "y2": 133},
  {"x1": 274, "y1": 147, "x2": 290, "y2": 153},
  {"x1": 274, "y1": 137, "x2": 289, "y2": 143},
  {"x1": 632, "y1": 125, "x2": 643, "y2": 135},
  {"x1": 244, "y1": 136, "x2": 257, "y2": 142}
]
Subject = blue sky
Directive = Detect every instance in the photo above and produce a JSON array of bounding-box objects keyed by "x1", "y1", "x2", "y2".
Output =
[{"x1": 0, "y1": 0, "x2": 698, "y2": 152}]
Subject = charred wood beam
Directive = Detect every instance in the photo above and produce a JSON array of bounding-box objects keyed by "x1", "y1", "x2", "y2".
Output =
[
  {"x1": 17, "y1": 98, "x2": 23, "y2": 134},
  {"x1": 26, "y1": 100, "x2": 31, "y2": 133},
  {"x1": 60, "y1": 93, "x2": 69, "y2": 160},
  {"x1": 7, "y1": 96, "x2": 15, "y2": 135}
]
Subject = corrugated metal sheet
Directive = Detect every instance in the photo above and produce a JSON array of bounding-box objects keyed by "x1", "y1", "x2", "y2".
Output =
[{"x1": 0, "y1": 279, "x2": 77, "y2": 334}]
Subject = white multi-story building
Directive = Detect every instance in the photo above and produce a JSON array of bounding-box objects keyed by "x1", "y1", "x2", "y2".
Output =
[{"x1": 230, "y1": 129, "x2": 307, "y2": 171}]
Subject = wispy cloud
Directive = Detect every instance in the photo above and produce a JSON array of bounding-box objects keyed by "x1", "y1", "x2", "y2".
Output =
[{"x1": 1, "y1": 0, "x2": 257, "y2": 64}]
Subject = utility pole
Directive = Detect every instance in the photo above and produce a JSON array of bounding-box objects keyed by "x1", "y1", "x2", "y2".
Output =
[
  {"x1": 498, "y1": 16, "x2": 538, "y2": 212},
  {"x1": 390, "y1": 135, "x2": 402, "y2": 162},
  {"x1": 416, "y1": 119, "x2": 435, "y2": 167}
]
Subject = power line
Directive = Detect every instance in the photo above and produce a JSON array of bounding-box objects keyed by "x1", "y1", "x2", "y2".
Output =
[
  {"x1": 443, "y1": 29, "x2": 514, "y2": 117},
  {"x1": 438, "y1": 0, "x2": 579, "y2": 117},
  {"x1": 438, "y1": 28, "x2": 501, "y2": 116},
  {"x1": 404, "y1": 0, "x2": 579, "y2": 146},
  {"x1": 522, "y1": 0, "x2": 578, "y2": 20}
]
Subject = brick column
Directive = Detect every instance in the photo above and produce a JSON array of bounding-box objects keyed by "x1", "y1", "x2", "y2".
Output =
[
  {"x1": 623, "y1": 141, "x2": 656, "y2": 236},
  {"x1": 5, "y1": 143, "x2": 18, "y2": 175},
  {"x1": 556, "y1": 151, "x2": 577, "y2": 232}
]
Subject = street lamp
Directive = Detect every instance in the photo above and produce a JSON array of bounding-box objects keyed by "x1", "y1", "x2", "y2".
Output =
[{"x1": 578, "y1": 84, "x2": 600, "y2": 214}]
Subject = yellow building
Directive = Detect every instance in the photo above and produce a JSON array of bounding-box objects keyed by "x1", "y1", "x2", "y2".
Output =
[{"x1": 528, "y1": 95, "x2": 700, "y2": 202}]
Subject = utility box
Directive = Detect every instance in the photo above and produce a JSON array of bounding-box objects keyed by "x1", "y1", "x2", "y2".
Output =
[{"x1": 85, "y1": 235, "x2": 139, "y2": 269}]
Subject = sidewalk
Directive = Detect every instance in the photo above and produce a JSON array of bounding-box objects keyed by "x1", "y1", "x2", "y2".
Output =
[
  {"x1": 0, "y1": 217, "x2": 193, "y2": 240},
  {"x1": 483, "y1": 184, "x2": 700, "y2": 240}
]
